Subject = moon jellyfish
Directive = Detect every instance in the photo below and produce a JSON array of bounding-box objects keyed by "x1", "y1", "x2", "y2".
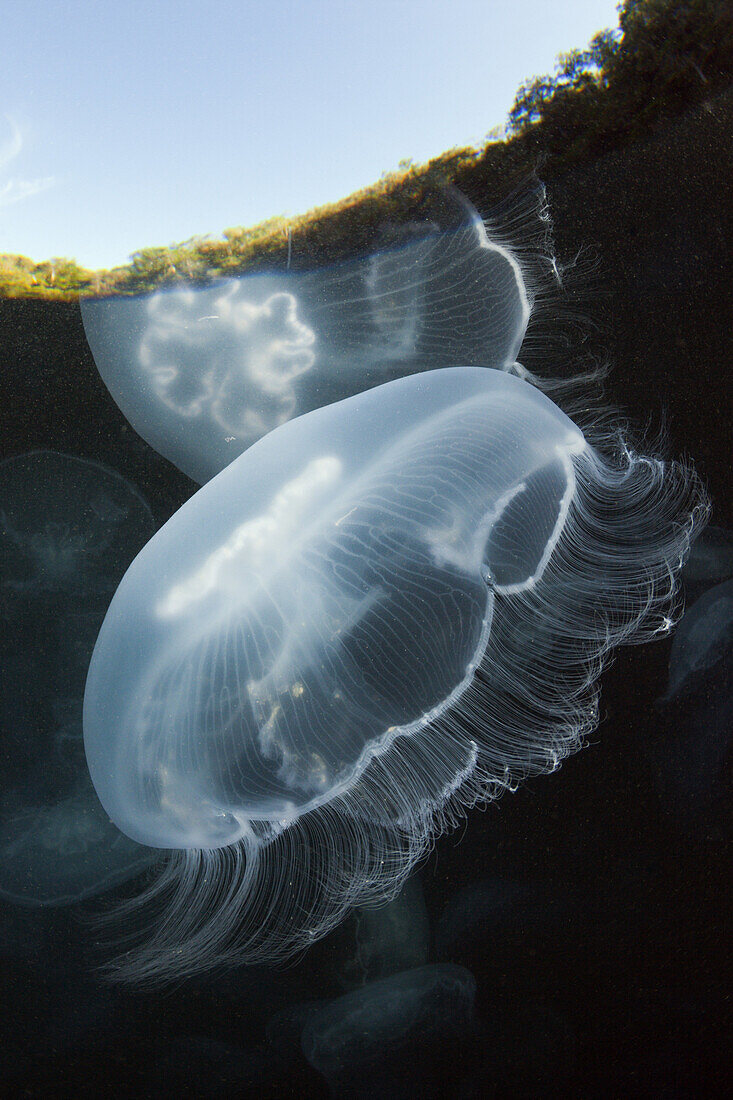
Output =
[
  {"x1": 663, "y1": 579, "x2": 733, "y2": 700},
  {"x1": 0, "y1": 451, "x2": 159, "y2": 905},
  {"x1": 649, "y1": 579, "x2": 732, "y2": 807},
  {"x1": 80, "y1": 190, "x2": 539, "y2": 483},
  {"x1": 83, "y1": 367, "x2": 705, "y2": 980},
  {"x1": 336, "y1": 875, "x2": 430, "y2": 989},
  {"x1": 301, "y1": 964, "x2": 477, "y2": 1090},
  {"x1": 681, "y1": 524, "x2": 733, "y2": 597}
]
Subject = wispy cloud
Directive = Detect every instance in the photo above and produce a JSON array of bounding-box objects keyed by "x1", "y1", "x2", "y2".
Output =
[{"x1": 0, "y1": 115, "x2": 55, "y2": 210}]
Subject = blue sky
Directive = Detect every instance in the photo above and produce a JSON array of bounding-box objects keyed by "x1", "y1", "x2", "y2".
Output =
[{"x1": 2, "y1": 0, "x2": 620, "y2": 270}]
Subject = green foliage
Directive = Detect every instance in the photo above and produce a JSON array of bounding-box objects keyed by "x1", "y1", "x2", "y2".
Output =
[
  {"x1": 0, "y1": 253, "x2": 94, "y2": 298},
  {"x1": 508, "y1": 30, "x2": 619, "y2": 135},
  {"x1": 3, "y1": 0, "x2": 731, "y2": 301},
  {"x1": 506, "y1": 0, "x2": 732, "y2": 153}
]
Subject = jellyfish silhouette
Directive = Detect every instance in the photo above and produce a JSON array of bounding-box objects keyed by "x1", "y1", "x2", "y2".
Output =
[
  {"x1": 83, "y1": 367, "x2": 705, "y2": 980},
  {"x1": 0, "y1": 451, "x2": 159, "y2": 905},
  {"x1": 80, "y1": 189, "x2": 545, "y2": 483},
  {"x1": 301, "y1": 963, "x2": 477, "y2": 1090},
  {"x1": 335, "y1": 875, "x2": 430, "y2": 990},
  {"x1": 648, "y1": 579, "x2": 732, "y2": 807}
]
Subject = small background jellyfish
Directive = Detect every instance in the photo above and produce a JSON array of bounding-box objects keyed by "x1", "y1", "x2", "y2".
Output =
[
  {"x1": 83, "y1": 366, "x2": 706, "y2": 981},
  {"x1": 80, "y1": 186, "x2": 556, "y2": 484},
  {"x1": 331, "y1": 875, "x2": 430, "y2": 990},
  {"x1": 300, "y1": 963, "x2": 477, "y2": 1095},
  {"x1": 680, "y1": 524, "x2": 733, "y2": 600},
  {"x1": 0, "y1": 451, "x2": 160, "y2": 905},
  {"x1": 644, "y1": 574, "x2": 733, "y2": 809}
]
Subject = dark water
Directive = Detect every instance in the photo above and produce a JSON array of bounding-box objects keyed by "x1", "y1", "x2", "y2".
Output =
[{"x1": 0, "y1": 93, "x2": 730, "y2": 1097}]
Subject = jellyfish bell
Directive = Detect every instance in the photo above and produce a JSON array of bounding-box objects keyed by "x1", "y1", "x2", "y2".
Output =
[
  {"x1": 681, "y1": 524, "x2": 733, "y2": 599},
  {"x1": 0, "y1": 451, "x2": 159, "y2": 907},
  {"x1": 84, "y1": 368, "x2": 584, "y2": 849},
  {"x1": 80, "y1": 188, "x2": 541, "y2": 484},
  {"x1": 82, "y1": 367, "x2": 705, "y2": 981},
  {"x1": 647, "y1": 579, "x2": 732, "y2": 808},
  {"x1": 0, "y1": 782, "x2": 156, "y2": 908},
  {"x1": 0, "y1": 450, "x2": 150, "y2": 606},
  {"x1": 301, "y1": 963, "x2": 477, "y2": 1088},
  {"x1": 333, "y1": 875, "x2": 430, "y2": 990},
  {"x1": 663, "y1": 579, "x2": 733, "y2": 700}
]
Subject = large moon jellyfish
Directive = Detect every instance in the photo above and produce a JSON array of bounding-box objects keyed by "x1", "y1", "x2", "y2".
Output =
[
  {"x1": 83, "y1": 367, "x2": 705, "y2": 980},
  {"x1": 0, "y1": 451, "x2": 159, "y2": 905},
  {"x1": 80, "y1": 190, "x2": 538, "y2": 483}
]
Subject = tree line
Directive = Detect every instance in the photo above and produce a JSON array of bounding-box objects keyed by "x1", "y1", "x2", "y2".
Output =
[{"x1": 1, "y1": 0, "x2": 730, "y2": 300}]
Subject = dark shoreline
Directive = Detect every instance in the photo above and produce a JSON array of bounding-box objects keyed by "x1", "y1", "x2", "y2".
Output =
[{"x1": 2, "y1": 89, "x2": 730, "y2": 522}]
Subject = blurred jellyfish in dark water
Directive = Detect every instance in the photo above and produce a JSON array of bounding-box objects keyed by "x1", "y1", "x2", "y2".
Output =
[
  {"x1": 0, "y1": 451, "x2": 159, "y2": 906},
  {"x1": 333, "y1": 875, "x2": 430, "y2": 990},
  {"x1": 663, "y1": 579, "x2": 733, "y2": 699},
  {"x1": 301, "y1": 964, "x2": 477, "y2": 1096},
  {"x1": 82, "y1": 363, "x2": 706, "y2": 982},
  {"x1": 649, "y1": 579, "x2": 732, "y2": 806},
  {"x1": 680, "y1": 525, "x2": 733, "y2": 600},
  {"x1": 80, "y1": 188, "x2": 544, "y2": 483}
]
